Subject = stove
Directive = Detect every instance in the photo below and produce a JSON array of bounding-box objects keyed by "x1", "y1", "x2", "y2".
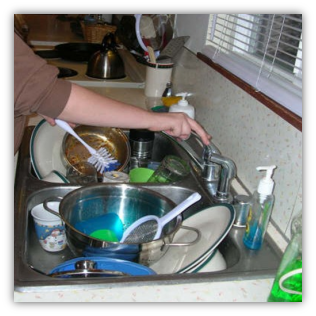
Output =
[{"x1": 34, "y1": 46, "x2": 146, "y2": 88}]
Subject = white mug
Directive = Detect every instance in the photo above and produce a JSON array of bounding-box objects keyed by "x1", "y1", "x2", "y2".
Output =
[{"x1": 31, "y1": 202, "x2": 67, "y2": 252}]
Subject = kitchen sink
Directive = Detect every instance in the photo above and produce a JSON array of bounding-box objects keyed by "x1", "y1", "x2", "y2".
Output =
[{"x1": 14, "y1": 126, "x2": 282, "y2": 292}]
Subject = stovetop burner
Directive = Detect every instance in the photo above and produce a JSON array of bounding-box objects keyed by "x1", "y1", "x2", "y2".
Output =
[{"x1": 57, "y1": 67, "x2": 78, "y2": 78}]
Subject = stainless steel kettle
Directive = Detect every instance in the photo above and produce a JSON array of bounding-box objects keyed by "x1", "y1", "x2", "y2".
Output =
[{"x1": 86, "y1": 33, "x2": 126, "y2": 79}]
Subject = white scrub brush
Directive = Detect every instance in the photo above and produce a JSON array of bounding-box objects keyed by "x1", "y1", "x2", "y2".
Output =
[{"x1": 55, "y1": 119, "x2": 118, "y2": 173}]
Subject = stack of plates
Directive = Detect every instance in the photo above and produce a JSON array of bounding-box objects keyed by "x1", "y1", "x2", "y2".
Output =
[{"x1": 150, "y1": 204, "x2": 235, "y2": 274}]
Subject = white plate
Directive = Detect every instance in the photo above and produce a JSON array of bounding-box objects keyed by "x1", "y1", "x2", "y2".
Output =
[
  {"x1": 30, "y1": 119, "x2": 67, "y2": 179},
  {"x1": 150, "y1": 204, "x2": 235, "y2": 274}
]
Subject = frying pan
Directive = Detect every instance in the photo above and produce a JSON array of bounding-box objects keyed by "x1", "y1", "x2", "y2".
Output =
[
  {"x1": 55, "y1": 43, "x2": 102, "y2": 62},
  {"x1": 35, "y1": 43, "x2": 102, "y2": 62}
]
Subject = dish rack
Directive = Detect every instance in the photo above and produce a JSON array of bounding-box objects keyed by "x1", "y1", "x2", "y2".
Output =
[{"x1": 80, "y1": 21, "x2": 117, "y2": 43}]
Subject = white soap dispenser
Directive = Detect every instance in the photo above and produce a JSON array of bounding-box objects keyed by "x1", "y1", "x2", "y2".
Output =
[
  {"x1": 243, "y1": 165, "x2": 277, "y2": 250},
  {"x1": 169, "y1": 92, "x2": 195, "y2": 119}
]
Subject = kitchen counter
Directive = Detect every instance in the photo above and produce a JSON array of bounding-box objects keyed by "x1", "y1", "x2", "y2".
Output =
[{"x1": 14, "y1": 86, "x2": 275, "y2": 302}]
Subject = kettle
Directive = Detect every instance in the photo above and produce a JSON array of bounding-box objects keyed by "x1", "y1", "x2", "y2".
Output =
[{"x1": 86, "y1": 33, "x2": 126, "y2": 79}]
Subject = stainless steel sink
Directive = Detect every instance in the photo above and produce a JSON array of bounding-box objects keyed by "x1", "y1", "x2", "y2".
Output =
[{"x1": 14, "y1": 126, "x2": 282, "y2": 292}]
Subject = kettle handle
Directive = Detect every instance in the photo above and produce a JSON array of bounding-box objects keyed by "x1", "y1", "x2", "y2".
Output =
[{"x1": 101, "y1": 33, "x2": 117, "y2": 51}]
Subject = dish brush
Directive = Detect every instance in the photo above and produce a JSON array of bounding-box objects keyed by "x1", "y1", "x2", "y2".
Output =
[{"x1": 55, "y1": 119, "x2": 119, "y2": 173}]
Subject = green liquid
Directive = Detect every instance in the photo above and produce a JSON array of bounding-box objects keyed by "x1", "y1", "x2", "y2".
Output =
[{"x1": 267, "y1": 259, "x2": 302, "y2": 302}]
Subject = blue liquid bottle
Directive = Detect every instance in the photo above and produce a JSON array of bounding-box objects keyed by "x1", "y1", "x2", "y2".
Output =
[{"x1": 243, "y1": 166, "x2": 276, "y2": 250}]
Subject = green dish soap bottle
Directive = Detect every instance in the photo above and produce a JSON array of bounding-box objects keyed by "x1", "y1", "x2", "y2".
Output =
[{"x1": 267, "y1": 211, "x2": 302, "y2": 302}]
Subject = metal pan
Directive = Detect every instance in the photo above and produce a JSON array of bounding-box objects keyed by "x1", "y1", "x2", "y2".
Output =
[{"x1": 35, "y1": 43, "x2": 102, "y2": 62}]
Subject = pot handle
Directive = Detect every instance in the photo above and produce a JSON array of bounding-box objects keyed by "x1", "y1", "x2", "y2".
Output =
[
  {"x1": 43, "y1": 197, "x2": 63, "y2": 219},
  {"x1": 164, "y1": 225, "x2": 201, "y2": 247}
]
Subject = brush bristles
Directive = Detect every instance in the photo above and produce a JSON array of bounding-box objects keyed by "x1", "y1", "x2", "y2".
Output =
[{"x1": 87, "y1": 148, "x2": 118, "y2": 173}]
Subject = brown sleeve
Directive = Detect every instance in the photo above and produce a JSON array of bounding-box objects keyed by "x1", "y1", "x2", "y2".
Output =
[
  {"x1": 14, "y1": 32, "x2": 72, "y2": 154},
  {"x1": 14, "y1": 32, "x2": 72, "y2": 118}
]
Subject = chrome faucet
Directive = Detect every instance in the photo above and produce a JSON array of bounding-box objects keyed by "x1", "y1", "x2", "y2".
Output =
[
  {"x1": 202, "y1": 144, "x2": 236, "y2": 203},
  {"x1": 162, "y1": 132, "x2": 236, "y2": 203}
]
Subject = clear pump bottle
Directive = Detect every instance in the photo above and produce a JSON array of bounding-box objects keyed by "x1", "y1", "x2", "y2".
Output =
[{"x1": 243, "y1": 165, "x2": 276, "y2": 250}]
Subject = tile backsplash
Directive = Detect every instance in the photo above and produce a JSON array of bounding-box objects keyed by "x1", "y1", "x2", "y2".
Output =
[{"x1": 173, "y1": 49, "x2": 302, "y2": 241}]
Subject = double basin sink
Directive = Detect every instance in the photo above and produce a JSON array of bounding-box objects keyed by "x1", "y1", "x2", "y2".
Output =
[{"x1": 14, "y1": 126, "x2": 282, "y2": 292}]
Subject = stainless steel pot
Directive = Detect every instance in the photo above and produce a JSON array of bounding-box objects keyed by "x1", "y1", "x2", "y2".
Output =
[
  {"x1": 86, "y1": 33, "x2": 125, "y2": 79},
  {"x1": 43, "y1": 184, "x2": 199, "y2": 266}
]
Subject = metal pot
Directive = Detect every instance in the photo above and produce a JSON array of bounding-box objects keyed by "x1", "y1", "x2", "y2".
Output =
[
  {"x1": 86, "y1": 33, "x2": 125, "y2": 79},
  {"x1": 43, "y1": 184, "x2": 199, "y2": 266},
  {"x1": 61, "y1": 125, "x2": 131, "y2": 177}
]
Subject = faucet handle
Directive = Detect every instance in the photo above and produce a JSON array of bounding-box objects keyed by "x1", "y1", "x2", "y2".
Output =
[{"x1": 202, "y1": 145, "x2": 212, "y2": 163}]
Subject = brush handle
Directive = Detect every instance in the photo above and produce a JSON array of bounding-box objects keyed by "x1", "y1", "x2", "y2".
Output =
[
  {"x1": 160, "y1": 192, "x2": 201, "y2": 227},
  {"x1": 55, "y1": 119, "x2": 96, "y2": 155}
]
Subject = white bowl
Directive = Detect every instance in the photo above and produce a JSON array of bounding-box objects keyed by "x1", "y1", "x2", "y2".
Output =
[
  {"x1": 30, "y1": 119, "x2": 67, "y2": 179},
  {"x1": 150, "y1": 203, "x2": 235, "y2": 274}
]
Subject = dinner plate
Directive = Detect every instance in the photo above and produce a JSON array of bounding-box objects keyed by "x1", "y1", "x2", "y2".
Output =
[
  {"x1": 149, "y1": 204, "x2": 235, "y2": 274},
  {"x1": 30, "y1": 119, "x2": 67, "y2": 179}
]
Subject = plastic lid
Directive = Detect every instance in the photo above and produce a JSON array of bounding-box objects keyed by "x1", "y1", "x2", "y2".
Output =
[
  {"x1": 176, "y1": 92, "x2": 189, "y2": 106},
  {"x1": 257, "y1": 165, "x2": 276, "y2": 196}
]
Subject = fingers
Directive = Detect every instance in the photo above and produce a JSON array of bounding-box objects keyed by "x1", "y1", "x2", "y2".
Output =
[{"x1": 187, "y1": 117, "x2": 211, "y2": 145}]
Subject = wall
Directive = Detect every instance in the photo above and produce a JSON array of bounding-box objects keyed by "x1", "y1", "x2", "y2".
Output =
[{"x1": 172, "y1": 48, "x2": 302, "y2": 240}]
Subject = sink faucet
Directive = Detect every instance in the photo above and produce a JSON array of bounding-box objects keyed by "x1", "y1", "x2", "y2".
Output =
[
  {"x1": 161, "y1": 132, "x2": 236, "y2": 203},
  {"x1": 202, "y1": 144, "x2": 236, "y2": 203}
]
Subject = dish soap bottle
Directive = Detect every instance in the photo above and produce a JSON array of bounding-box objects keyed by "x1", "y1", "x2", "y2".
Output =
[
  {"x1": 169, "y1": 92, "x2": 195, "y2": 119},
  {"x1": 267, "y1": 211, "x2": 302, "y2": 302},
  {"x1": 243, "y1": 165, "x2": 276, "y2": 250}
]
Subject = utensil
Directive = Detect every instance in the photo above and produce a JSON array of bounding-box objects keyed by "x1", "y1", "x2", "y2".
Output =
[
  {"x1": 62, "y1": 125, "x2": 130, "y2": 176},
  {"x1": 86, "y1": 33, "x2": 126, "y2": 79},
  {"x1": 56, "y1": 119, "x2": 118, "y2": 173},
  {"x1": 43, "y1": 184, "x2": 183, "y2": 265},
  {"x1": 156, "y1": 36, "x2": 190, "y2": 63},
  {"x1": 147, "y1": 46, "x2": 156, "y2": 63},
  {"x1": 121, "y1": 192, "x2": 201, "y2": 243}
]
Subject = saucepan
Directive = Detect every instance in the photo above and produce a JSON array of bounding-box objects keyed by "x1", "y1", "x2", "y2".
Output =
[{"x1": 43, "y1": 184, "x2": 200, "y2": 266}]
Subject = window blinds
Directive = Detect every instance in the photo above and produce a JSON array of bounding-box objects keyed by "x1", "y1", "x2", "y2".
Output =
[{"x1": 202, "y1": 14, "x2": 302, "y2": 117}]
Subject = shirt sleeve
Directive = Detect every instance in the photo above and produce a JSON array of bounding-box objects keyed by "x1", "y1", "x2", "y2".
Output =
[{"x1": 14, "y1": 32, "x2": 72, "y2": 118}]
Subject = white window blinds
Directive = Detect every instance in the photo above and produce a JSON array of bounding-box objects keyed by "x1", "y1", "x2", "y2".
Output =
[{"x1": 202, "y1": 14, "x2": 302, "y2": 117}]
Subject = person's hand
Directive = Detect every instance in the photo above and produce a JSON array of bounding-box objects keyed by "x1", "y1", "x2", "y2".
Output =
[
  {"x1": 40, "y1": 114, "x2": 77, "y2": 128},
  {"x1": 149, "y1": 112, "x2": 211, "y2": 145}
]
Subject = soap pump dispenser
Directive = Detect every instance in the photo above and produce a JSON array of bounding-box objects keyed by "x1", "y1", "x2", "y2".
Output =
[
  {"x1": 169, "y1": 92, "x2": 195, "y2": 119},
  {"x1": 243, "y1": 165, "x2": 277, "y2": 250}
]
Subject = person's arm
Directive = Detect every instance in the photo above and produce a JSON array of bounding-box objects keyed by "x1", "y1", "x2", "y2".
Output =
[{"x1": 55, "y1": 83, "x2": 211, "y2": 145}]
